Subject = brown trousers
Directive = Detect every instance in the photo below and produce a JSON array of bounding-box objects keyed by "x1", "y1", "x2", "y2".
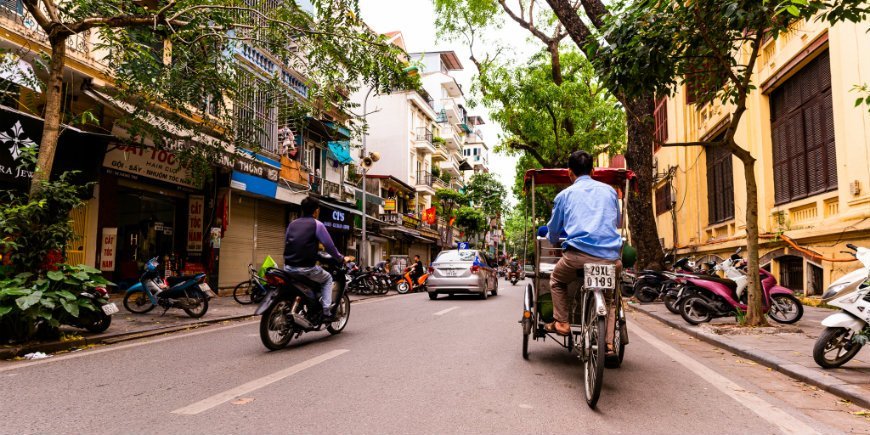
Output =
[{"x1": 549, "y1": 249, "x2": 622, "y2": 344}]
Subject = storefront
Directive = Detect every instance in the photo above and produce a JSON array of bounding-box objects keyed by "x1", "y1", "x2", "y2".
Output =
[
  {"x1": 317, "y1": 199, "x2": 360, "y2": 257},
  {"x1": 217, "y1": 153, "x2": 306, "y2": 289},
  {"x1": 97, "y1": 143, "x2": 212, "y2": 289}
]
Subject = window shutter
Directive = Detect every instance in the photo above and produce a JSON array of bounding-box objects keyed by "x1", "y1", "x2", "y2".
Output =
[{"x1": 654, "y1": 97, "x2": 668, "y2": 151}]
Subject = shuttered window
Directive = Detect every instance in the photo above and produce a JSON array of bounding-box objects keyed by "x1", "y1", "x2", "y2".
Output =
[
  {"x1": 771, "y1": 51, "x2": 837, "y2": 205},
  {"x1": 655, "y1": 185, "x2": 672, "y2": 216},
  {"x1": 706, "y1": 141, "x2": 734, "y2": 224},
  {"x1": 654, "y1": 97, "x2": 668, "y2": 152}
]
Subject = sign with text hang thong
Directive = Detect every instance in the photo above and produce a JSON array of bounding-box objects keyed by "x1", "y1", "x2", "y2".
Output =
[{"x1": 187, "y1": 195, "x2": 204, "y2": 254}]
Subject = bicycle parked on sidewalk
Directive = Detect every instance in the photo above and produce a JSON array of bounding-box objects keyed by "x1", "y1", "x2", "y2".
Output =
[{"x1": 233, "y1": 264, "x2": 270, "y2": 305}]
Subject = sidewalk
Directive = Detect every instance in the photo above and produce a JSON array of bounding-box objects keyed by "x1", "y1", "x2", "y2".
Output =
[
  {"x1": 0, "y1": 290, "x2": 400, "y2": 360},
  {"x1": 631, "y1": 302, "x2": 870, "y2": 408}
]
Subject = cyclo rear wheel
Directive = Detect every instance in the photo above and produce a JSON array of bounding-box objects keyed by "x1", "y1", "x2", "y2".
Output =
[{"x1": 582, "y1": 290, "x2": 606, "y2": 408}]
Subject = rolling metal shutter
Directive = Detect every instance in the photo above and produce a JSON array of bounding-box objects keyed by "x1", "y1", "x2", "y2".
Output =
[
  {"x1": 770, "y1": 51, "x2": 836, "y2": 205},
  {"x1": 254, "y1": 200, "x2": 286, "y2": 270},
  {"x1": 218, "y1": 195, "x2": 256, "y2": 289}
]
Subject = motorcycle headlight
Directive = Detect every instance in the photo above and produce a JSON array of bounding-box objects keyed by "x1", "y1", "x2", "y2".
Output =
[{"x1": 822, "y1": 282, "x2": 850, "y2": 300}]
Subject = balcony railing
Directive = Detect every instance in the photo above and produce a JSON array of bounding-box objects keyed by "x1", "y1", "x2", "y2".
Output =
[
  {"x1": 416, "y1": 171, "x2": 433, "y2": 187},
  {"x1": 324, "y1": 179, "x2": 341, "y2": 198},
  {"x1": 433, "y1": 177, "x2": 448, "y2": 190},
  {"x1": 310, "y1": 175, "x2": 322, "y2": 195},
  {"x1": 0, "y1": 5, "x2": 92, "y2": 57},
  {"x1": 415, "y1": 127, "x2": 432, "y2": 144}
]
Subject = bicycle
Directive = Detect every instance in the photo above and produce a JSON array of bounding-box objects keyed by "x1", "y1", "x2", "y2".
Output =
[{"x1": 233, "y1": 264, "x2": 269, "y2": 305}]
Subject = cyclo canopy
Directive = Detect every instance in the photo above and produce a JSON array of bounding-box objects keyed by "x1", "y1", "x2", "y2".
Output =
[{"x1": 522, "y1": 168, "x2": 637, "y2": 198}]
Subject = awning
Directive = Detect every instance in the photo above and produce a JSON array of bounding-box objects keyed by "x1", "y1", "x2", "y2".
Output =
[
  {"x1": 319, "y1": 199, "x2": 363, "y2": 217},
  {"x1": 327, "y1": 141, "x2": 353, "y2": 165},
  {"x1": 0, "y1": 55, "x2": 37, "y2": 89},
  {"x1": 458, "y1": 158, "x2": 473, "y2": 171}
]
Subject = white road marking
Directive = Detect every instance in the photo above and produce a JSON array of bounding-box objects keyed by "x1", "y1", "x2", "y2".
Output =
[
  {"x1": 0, "y1": 320, "x2": 258, "y2": 373},
  {"x1": 171, "y1": 349, "x2": 349, "y2": 415},
  {"x1": 631, "y1": 322, "x2": 819, "y2": 435},
  {"x1": 434, "y1": 306, "x2": 460, "y2": 316}
]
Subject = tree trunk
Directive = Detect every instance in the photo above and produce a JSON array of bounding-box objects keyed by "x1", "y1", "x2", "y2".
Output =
[
  {"x1": 29, "y1": 38, "x2": 67, "y2": 197},
  {"x1": 624, "y1": 97, "x2": 664, "y2": 271},
  {"x1": 740, "y1": 155, "x2": 767, "y2": 326}
]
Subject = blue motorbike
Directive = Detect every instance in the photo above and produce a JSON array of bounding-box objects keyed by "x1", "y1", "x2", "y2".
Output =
[{"x1": 123, "y1": 258, "x2": 215, "y2": 318}]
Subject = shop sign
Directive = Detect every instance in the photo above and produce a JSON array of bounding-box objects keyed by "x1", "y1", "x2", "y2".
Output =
[
  {"x1": 0, "y1": 120, "x2": 36, "y2": 185},
  {"x1": 321, "y1": 206, "x2": 351, "y2": 232},
  {"x1": 187, "y1": 195, "x2": 204, "y2": 253},
  {"x1": 401, "y1": 214, "x2": 420, "y2": 229},
  {"x1": 219, "y1": 153, "x2": 279, "y2": 182},
  {"x1": 103, "y1": 144, "x2": 197, "y2": 188},
  {"x1": 100, "y1": 228, "x2": 118, "y2": 272},
  {"x1": 384, "y1": 199, "x2": 396, "y2": 211}
]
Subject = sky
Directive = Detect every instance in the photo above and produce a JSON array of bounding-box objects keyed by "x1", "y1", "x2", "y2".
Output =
[{"x1": 358, "y1": 0, "x2": 539, "y2": 201}]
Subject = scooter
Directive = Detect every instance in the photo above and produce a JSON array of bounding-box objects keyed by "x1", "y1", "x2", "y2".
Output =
[
  {"x1": 634, "y1": 257, "x2": 708, "y2": 303},
  {"x1": 662, "y1": 258, "x2": 718, "y2": 313},
  {"x1": 396, "y1": 269, "x2": 429, "y2": 294},
  {"x1": 123, "y1": 258, "x2": 215, "y2": 318},
  {"x1": 679, "y1": 249, "x2": 803, "y2": 325},
  {"x1": 812, "y1": 243, "x2": 870, "y2": 368},
  {"x1": 256, "y1": 252, "x2": 350, "y2": 350},
  {"x1": 65, "y1": 285, "x2": 116, "y2": 333},
  {"x1": 508, "y1": 266, "x2": 521, "y2": 285}
]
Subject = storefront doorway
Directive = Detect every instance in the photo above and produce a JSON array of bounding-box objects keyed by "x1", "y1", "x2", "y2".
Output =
[{"x1": 114, "y1": 188, "x2": 182, "y2": 286}]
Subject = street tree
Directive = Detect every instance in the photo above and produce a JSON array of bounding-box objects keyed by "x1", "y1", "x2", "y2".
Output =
[
  {"x1": 464, "y1": 172, "x2": 507, "y2": 219},
  {"x1": 18, "y1": 0, "x2": 414, "y2": 196},
  {"x1": 594, "y1": 0, "x2": 861, "y2": 326},
  {"x1": 434, "y1": 0, "x2": 661, "y2": 268}
]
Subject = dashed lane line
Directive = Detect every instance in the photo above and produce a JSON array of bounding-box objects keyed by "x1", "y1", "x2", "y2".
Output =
[{"x1": 433, "y1": 306, "x2": 460, "y2": 316}]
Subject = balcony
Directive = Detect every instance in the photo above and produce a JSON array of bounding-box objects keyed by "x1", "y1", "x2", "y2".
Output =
[
  {"x1": 310, "y1": 175, "x2": 322, "y2": 195},
  {"x1": 439, "y1": 158, "x2": 462, "y2": 177},
  {"x1": 432, "y1": 141, "x2": 449, "y2": 160},
  {"x1": 439, "y1": 98, "x2": 463, "y2": 125},
  {"x1": 324, "y1": 179, "x2": 341, "y2": 199},
  {"x1": 0, "y1": 6, "x2": 94, "y2": 62},
  {"x1": 433, "y1": 177, "x2": 448, "y2": 190},
  {"x1": 414, "y1": 127, "x2": 435, "y2": 154},
  {"x1": 437, "y1": 124, "x2": 464, "y2": 150},
  {"x1": 415, "y1": 171, "x2": 436, "y2": 195}
]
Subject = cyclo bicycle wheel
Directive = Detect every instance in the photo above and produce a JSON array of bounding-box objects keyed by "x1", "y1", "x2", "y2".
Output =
[{"x1": 582, "y1": 290, "x2": 606, "y2": 408}]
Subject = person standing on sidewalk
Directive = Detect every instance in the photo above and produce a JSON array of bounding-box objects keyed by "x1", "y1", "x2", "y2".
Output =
[{"x1": 545, "y1": 151, "x2": 623, "y2": 355}]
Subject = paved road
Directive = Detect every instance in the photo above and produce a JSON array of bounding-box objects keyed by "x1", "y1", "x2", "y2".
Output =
[{"x1": 1, "y1": 282, "x2": 868, "y2": 434}]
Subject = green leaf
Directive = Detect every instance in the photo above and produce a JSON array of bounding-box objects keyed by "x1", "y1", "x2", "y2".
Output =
[
  {"x1": 785, "y1": 5, "x2": 800, "y2": 16},
  {"x1": 46, "y1": 271, "x2": 64, "y2": 281},
  {"x1": 16, "y1": 290, "x2": 43, "y2": 310},
  {"x1": 0, "y1": 305, "x2": 12, "y2": 317},
  {"x1": 0, "y1": 287, "x2": 31, "y2": 297},
  {"x1": 60, "y1": 298, "x2": 79, "y2": 317},
  {"x1": 856, "y1": 97, "x2": 864, "y2": 107},
  {"x1": 72, "y1": 272, "x2": 91, "y2": 281},
  {"x1": 57, "y1": 290, "x2": 77, "y2": 301}
]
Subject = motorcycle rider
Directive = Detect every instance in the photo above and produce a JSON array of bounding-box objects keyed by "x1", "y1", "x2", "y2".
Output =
[
  {"x1": 545, "y1": 151, "x2": 622, "y2": 356},
  {"x1": 408, "y1": 254, "x2": 424, "y2": 286},
  {"x1": 283, "y1": 197, "x2": 344, "y2": 321}
]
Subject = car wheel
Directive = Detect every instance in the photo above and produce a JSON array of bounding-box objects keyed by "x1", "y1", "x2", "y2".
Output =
[
  {"x1": 428, "y1": 292, "x2": 438, "y2": 300},
  {"x1": 491, "y1": 279, "x2": 498, "y2": 296},
  {"x1": 480, "y1": 282, "x2": 489, "y2": 300}
]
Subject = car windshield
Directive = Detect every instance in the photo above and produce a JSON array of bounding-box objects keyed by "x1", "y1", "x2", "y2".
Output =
[{"x1": 437, "y1": 250, "x2": 477, "y2": 262}]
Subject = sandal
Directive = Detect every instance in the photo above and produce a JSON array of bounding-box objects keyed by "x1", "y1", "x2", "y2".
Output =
[
  {"x1": 605, "y1": 343, "x2": 616, "y2": 357},
  {"x1": 544, "y1": 321, "x2": 571, "y2": 336}
]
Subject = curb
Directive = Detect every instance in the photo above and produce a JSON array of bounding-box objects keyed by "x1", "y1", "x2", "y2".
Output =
[
  {"x1": 0, "y1": 293, "x2": 401, "y2": 360},
  {"x1": 629, "y1": 304, "x2": 870, "y2": 409}
]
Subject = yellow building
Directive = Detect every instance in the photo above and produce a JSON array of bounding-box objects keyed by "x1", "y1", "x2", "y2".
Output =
[{"x1": 654, "y1": 17, "x2": 870, "y2": 296}]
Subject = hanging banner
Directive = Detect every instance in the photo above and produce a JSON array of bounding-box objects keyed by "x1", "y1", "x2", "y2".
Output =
[
  {"x1": 100, "y1": 228, "x2": 118, "y2": 272},
  {"x1": 187, "y1": 195, "x2": 204, "y2": 253},
  {"x1": 384, "y1": 199, "x2": 396, "y2": 211}
]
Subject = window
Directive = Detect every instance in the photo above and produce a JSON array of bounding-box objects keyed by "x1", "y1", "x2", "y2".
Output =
[
  {"x1": 0, "y1": 0, "x2": 23, "y2": 15},
  {"x1": 706, "y1": 140, "x2": 734, "y2": 224},
  {"x1": 655, "y1": 184, "x2": 673, "y2": 216},
  {"x1": 778, "y1": 256, "x2": 804, "y2": 293},
  {"x1": 654, "y1": 97, "x2": 668, "y2": 152},
  {"x1": 234, "y1": 71, "x2": 277, "y2": 153},
  {"x1": 771, "y1": 51, "x2": 837, "y2": 205},
  {"x1": 807, "y1": 262, "x2": 823, "y2": 296}
]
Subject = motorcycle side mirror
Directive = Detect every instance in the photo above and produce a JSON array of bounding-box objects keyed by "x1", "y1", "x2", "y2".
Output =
[{"x1": 735, "y1": 247, "x2": 743, "y2": 255}]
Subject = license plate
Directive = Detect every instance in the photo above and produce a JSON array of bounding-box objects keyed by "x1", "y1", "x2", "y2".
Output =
[
  {"x1": 101, "y1": 303, "x2": 119, "y2": 316},
  {"x1": 443, "y1": 270, "x2": 456, "y2": 277},
  {"x1": 199, "y1": 283, "x2": 217, "y2": 297},
  {"x1": 584, "y1": 264, "x2": 616, "y2": 289}
]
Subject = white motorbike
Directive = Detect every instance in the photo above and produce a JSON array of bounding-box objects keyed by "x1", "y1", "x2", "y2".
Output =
[{"x1": 812, "y1": 243, "x2": 870, "y2": 368}]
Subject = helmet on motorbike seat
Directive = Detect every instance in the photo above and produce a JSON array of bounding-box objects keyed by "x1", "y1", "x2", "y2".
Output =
[{"x1": 145, "y1": 258, "x2": 159, "y2": 272}]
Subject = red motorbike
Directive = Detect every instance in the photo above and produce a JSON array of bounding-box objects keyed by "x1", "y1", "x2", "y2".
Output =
[{"x1": 396, "y1": 269, "x2": 429, "y2": 294}]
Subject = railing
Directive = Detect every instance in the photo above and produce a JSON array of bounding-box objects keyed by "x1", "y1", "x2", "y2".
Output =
[
  {"x1": 416, "y1": 171, "x2": 433, "y2": 187},
  {"x1": 415, "y1": 127, "x2": 432, "y2": 144},
  {"x1": 381, "y1": 213, "x2": 402, "y2": 225},
  {"x1": 433, "y1": 177, "x2": 448, "y2": 190},
  {"x1": 0, "y1": 5, "x2": 92, "y2": 57},
  {"x1": 310, "y1": 175, "x2": 322, "y2": 194},
  {"x1": 324, "y1": 179, "x2": 340, "y2": 198}
]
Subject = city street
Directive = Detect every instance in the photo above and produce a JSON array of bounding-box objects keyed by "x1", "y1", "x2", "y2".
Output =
[{"x1": 1, "y1": 282, "x2": 868, "y2": 434}]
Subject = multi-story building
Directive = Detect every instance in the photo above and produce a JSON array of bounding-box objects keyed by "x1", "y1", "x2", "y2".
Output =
[
  {"x1": 652, "y1": 17, "x2": 870, "y2": 296},
  {"x1": 462, "y1": 115, "x2": 490, "y2": 175}
]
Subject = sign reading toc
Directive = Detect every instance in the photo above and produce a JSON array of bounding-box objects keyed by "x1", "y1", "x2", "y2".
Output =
[
  {"x1": 100, "y1": 228, "x2": 118, "y2": 271},
  {"x1": 103, "y1": 144, "x2": 197, "y2": 188},
  {"x1": 187, "y1": 195, "x2": 204, "y2": 253}
]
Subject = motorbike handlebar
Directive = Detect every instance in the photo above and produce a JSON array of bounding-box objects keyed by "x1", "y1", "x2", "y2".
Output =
[{"x1": 846, "y1": 243, "x2": 859, "y2": 251}]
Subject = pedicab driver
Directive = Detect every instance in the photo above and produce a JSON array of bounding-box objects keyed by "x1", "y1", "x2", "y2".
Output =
[{"x1": 545, "y1": 151, "x2": 623, "y2": 355}]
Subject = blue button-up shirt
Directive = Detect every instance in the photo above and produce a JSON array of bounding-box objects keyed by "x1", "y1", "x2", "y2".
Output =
[{"x1": 547, "y1": 175, "x2": 622, "y2": 260}]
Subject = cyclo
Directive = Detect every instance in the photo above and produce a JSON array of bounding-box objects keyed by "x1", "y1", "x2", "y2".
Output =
[{"x1": 519, "y1": 167, "x2": 635, "y2": 408}]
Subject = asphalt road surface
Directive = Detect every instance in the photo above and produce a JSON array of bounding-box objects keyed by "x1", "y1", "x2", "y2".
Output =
[{"x1": 1, "y1": 281, "x2": 868, "y2": 434}]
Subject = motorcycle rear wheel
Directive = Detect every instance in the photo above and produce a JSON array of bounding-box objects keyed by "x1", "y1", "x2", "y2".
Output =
[
  {"x1": 813, "y1": 327, "x2": 862, "y2": 369},
  {"x1": 123, "y1": 290, "x2": 155, "y2": 314},
  {"x1": 633, "y1": 281, "x2": 658, "y2": 303},
  {"x1": 83, "y1": 311, "x2": 112, "y2": 333},
  {"x1": 260, "y1": 300, "x2": 293, "y2": 350},
  {"x1": 680, "y1": 296, "x2": 713, "y2": 325},
  {"x1": 182, "y1": 291, "x2": 209, "y2": 318},
  {"x1": 327, "y1": 294, "x2": 351, "y2": 334}
]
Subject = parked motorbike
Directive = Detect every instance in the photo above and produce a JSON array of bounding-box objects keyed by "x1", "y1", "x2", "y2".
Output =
[
  {"x1": 123, "y1": 258, "x2": 214, "y2": 318},
  {"x1": 65, "y1": 285, "x2": 116, "y2": 333},
  {"x1": 256, "y1": 252, "x2": 350, "y2": 350},
  {"x1": 396, "y1": 269, "x2": 429, "y2": 294},
  {"x1": 346, "y1": 266, "x2": 378, "y2": 295},
  {"x1": 679, "y1": 249, "x2": 803, "y2": 325},
  {"x1": 662, "y1": 258, "x2": 718, "y2": 313},
  {"x1": 634, "y1": 257, "x2": 703, "y2": 303},
  {"x1": 813, "y1": 243, "x2": 870, "y2": 368}
]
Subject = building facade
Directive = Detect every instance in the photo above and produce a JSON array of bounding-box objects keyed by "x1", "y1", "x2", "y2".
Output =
[{"x1": 653, "y1": 17, "x2": 870, "y2": 295}]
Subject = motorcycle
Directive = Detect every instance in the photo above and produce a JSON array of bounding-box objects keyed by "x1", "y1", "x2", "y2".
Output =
[
  {"x1": 813, "y1": 243, "x2": 870, "y2": 368},
  {"x1": 123, "y1": 258, "x2": 214, "y2": 318},
  {"x1": 508, "y1": 267, "x2": 521, "y2": 285},
  {"x1": 634, "y1": 257, "x2": 705, "y2": 303},
  {"x1": 679, "y1": 249, "x2": 803, "y2": 325},
  {"x1": 662, "y1": 258, "x2": 718, "y2": 314},
  {"x1": 256, "y1": 252, "x2": 350, "y2": 350},
  {"x1": 396, "y1": 269, "x2": 428, "y2": 294},
  {"x1": 66, "y1": 286, "x2": 116, "y2": 333},
  {"x1": 346, "y1": 266, "x2": 377, "y2": 295}
]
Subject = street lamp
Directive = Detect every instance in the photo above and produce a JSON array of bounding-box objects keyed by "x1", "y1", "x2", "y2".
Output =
[{"x1": 359, "y1": 65, "x2": 420, "y2": 268}]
